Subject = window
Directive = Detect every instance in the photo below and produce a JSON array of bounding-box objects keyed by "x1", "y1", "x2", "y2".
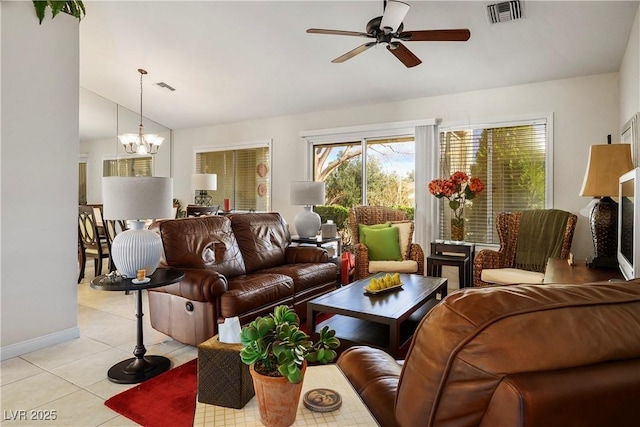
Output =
[
  {"x1": 438, "y1": 119, "x2": 549, "y2": 244},
  {"x1": 196, "y1": 145, "x2": 270, "y2": 211},
  {"x1": 313, "y1": 136, "x2": 415, "y2": 212},
  {"x1": 79, "y1": 161, "x2": 87, "y2": 204},
  {"x1": 103, "y1": 157, "x2": 152, "y2": 177}
]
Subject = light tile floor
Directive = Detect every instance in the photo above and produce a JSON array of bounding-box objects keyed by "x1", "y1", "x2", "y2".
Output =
[{"x1": 0, "y1": 263, "x2": 197, "y2": 426}]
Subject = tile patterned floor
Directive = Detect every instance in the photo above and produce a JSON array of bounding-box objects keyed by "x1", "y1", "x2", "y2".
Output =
[{"x1": 0, "y1": 263, "x2": 197, "y2": 426}]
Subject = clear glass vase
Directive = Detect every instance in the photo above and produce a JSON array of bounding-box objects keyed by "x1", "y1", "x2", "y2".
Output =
[{"x1": 451, "y1": 213, "x2": 464, "y2": 242}]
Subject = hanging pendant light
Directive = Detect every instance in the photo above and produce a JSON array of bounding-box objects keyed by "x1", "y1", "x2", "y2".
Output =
[{"x1": 118, "y1": 69, "x2": 164, "y2": 155}]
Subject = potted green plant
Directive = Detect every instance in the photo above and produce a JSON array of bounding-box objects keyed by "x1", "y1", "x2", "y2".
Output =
[{"x1": 240, "y1": 305, "x2": 340, "y2": 427}]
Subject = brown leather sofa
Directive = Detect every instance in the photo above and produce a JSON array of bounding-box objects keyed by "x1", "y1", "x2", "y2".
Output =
[
  {"x1": 147, "y1": 213, "x2": 337, "y2": 346},
  {"x1": 337, "y1": 281, "x2": 640, "y2": 427}
]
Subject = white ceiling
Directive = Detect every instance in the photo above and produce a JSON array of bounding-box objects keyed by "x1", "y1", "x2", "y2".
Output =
[{"x1": 79, "y1": 1, "x2": 639, "y2": 140}]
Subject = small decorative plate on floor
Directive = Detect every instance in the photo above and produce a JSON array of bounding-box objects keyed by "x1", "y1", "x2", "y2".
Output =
[{"x1": 303, "y1": 388, "x2": 342, "y2": 412}]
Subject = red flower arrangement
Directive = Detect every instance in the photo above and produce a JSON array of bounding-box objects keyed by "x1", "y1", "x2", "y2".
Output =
[{"x1": 429, "y1": 172, "x2": 484, "y2": 240}]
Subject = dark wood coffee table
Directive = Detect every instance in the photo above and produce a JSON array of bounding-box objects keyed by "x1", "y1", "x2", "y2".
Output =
[{"x1": 307, "y1": 273, "x2": 447, "y2": 358}]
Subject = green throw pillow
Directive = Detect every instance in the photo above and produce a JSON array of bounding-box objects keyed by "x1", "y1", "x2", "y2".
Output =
[
  {"x1": 360, "y1": 226, "x2": 403, "y2": 261},
  {"x1": 358, "y1": 222, "x2": 391, "y2": 243}
]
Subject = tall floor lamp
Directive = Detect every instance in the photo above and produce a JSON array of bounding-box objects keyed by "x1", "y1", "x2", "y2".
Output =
[
  {"x1": 579, "y1": 143, "x2": 633, "y2": 268},
  {"x1": 191, "y1": 173, "x2": 217, "y2": 206},
  {"x1": 290, "y1": 181, "x2": 325, "y2": 238},
  {"x1": 102, "y1": 176, "x2": 173, "y2": 278}
]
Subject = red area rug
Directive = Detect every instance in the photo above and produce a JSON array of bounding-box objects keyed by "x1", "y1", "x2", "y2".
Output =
[
  {"x1": 103, "y1": 317, "x2": 330, "y2": 426},
  {"x1": 104, "y1": 359, "x2": 197, "y2": 427}
]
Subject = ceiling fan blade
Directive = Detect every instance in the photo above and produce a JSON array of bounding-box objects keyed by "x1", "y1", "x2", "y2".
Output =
[
  {"x1": 332, "y1": 42, "x2": 376, "y2": 63},
  {"x1": 387, "y1": 42, "x2": 422, "y2": 68},
  {"x1": 307, "y1": 28, "x2": 371, "y2": 38},
  {"x1": 399, "y1": 29, "x2": 471, "y2": 42},
  {"x1": 380, "y1": 0, "x2": 410, "y2": 33}
]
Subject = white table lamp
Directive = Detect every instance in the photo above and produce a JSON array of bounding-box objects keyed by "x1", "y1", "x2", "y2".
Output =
[
  {"x1": 290, "y1": 181, "x2": 325, "y2": 238},
  {"x1": 102, "y1": 176, "x2": 173, "y2": 278},
  {"x1": 191, "y1": 173, "x2": 217, "y2": 206}
]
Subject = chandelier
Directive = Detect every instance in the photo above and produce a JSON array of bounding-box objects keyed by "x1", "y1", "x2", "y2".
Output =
[{"x1": 118, "y1": 69, "x2": 164, "y2": 155}]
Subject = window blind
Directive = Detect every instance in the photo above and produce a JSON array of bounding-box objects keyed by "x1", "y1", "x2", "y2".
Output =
[
  {"x1": 196, "y1": 147, "x2": 269, "y2": 211},
  {"x1": 102, "y1": 157, "x2": 152, "y2": 177},
  {"x1": 438, "y1": 121, "x2": 547, "y2": 244}
]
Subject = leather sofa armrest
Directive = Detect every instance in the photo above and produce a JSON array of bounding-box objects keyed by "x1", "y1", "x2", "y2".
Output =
[
  {"x1": 474, "y1": 249, "x2": 508, "y2": 287},
  {"x1": 337, "y1": 346, "x2": 401, "y2": 427},
  {"x1": 285, "y1": 246, "x2": 329, "y2": 263},
  {"x1": 153, "y1": 269, "x2": 228, "y2": 303}
]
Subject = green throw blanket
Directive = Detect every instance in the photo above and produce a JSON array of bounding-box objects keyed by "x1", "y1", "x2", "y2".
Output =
[{"x1": 515, "y1": 209, "x2": 570, "y2": 273}]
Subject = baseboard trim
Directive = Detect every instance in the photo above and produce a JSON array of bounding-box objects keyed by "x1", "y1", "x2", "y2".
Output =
[{"x1": 0, "y1": 327, "x2": 80, "y2": 361}]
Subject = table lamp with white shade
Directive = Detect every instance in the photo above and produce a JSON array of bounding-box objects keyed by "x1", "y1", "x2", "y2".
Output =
[
  {"x1": 290, "y1": 181, "x2": 325, "y2": 238},
  {"x1": 191, "y1": 173, "x2": 217, "y2": 206},
  {"x1": 102, "y1": 176, "x2": 173, "y2": 279}
]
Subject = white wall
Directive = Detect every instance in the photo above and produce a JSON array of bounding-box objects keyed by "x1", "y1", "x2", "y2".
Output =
[
  {"x1": 620, "y1": 6, "x2": 640, "y2": 129},
  {"x1": 1, "y1": 3, "x2": 80, "y2": 359},
  {"x1": 173, "y1": 73, "x2": 620, "y2": 261}
]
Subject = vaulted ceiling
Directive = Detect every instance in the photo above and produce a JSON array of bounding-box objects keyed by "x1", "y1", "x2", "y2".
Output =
[{"x1": 79, "y1": 1, "x2": 639, "y2": 139}]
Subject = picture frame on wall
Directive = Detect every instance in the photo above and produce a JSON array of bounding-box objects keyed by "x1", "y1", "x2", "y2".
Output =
[{"x1": 622, "y1": 113, "x2": 639, "y2": 166}]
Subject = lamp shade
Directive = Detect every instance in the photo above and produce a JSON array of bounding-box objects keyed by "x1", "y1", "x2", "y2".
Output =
[
  {"x1": 102, "y1": 176, "x2": 173, "y2": 220},
  {"x1": 191, "y1": 173, "x2": 217, "y2": 191},
  {"x1": 579, "y1": 144, "x2": 633, "y2": 197},
  {"x1": 380, "y1": 0, "x2": 410, "y2": 32},
  {"x1": 290, "y1": 181, "x2": 325, "y2": 206},
  {"x1": 102, "y1": 177, "x2": 173, "y2": 278}
]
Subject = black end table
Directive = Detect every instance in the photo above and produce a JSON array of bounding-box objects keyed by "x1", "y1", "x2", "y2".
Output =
[{"x1": 90, "y1": 268, "x2": 184, "y2": 384}]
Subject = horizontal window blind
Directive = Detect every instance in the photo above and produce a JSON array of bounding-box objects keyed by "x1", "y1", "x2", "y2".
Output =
[
  {"x1": 196, "y1": 147, "x2": 269, "y2": 211},
  {"x1": 79, "y1": 162, "x2": 87, "y2": 205},
  {"x1": 102, "y1": 157, "x2": 152, "y2": 177},
  {"x1": 438, "y1": 121, "x2": 547, "y2": 244}
]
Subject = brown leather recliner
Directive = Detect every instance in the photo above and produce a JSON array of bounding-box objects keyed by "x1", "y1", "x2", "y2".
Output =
[
  {"x1": 148, "y1": 213, "x2": 337, "y2": 346},
  {"x1": 337, "y1": 281, "x2": 640, "y2": 427}
]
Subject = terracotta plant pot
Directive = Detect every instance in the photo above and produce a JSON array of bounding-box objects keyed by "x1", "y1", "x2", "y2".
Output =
[{"x1": 249, "y1": 361, "x2": 306, "y2": 427}]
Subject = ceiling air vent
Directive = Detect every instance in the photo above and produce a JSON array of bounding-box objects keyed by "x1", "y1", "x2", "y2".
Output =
[
  {"x1": 486, "y1": 0, "x2": 523, "y2": 24},
  {"x1": 154, "y1": 82, "x2": 176, "y2": 92}
]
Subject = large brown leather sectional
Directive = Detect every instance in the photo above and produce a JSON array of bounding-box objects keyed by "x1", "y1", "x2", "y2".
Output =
[
  {"x1": 147, "y1": 213, "x2": 337, "y2": 346},
  {"x1": 337, "y1": 281, "x2": 640, "y2": 427}
]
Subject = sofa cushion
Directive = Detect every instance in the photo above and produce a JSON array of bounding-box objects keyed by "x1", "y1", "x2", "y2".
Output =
[
  {"x1": 231, "y1": 213, "x2": 290, "y2": 273},
  {"x1": 368, "y1": 260, "x2": 418, "y2": 274},
  {"x1": 391, "y1": 221, "x2": 414, "y2": 260},
  {"x1": 260, "y1": 263, "x2": 337, "y2": 294},
  {"x1": 151, "y1": 216, "x2": 246, "y2": 278},
  {"x1": 221, "y1": 273, "x2": 294, "y2": 318},
  {"x1": 481, "y1": 267, "x2": 545, "y2": 285},
  {"x1": 357, "y1": 222, "x2": 391, "y2": 242},
  {"x1": 360, "y1": 226, "x2": 403, "y2": 261}
]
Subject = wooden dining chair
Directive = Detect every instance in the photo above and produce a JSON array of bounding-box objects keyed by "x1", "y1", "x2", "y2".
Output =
[
  {"x1": 78, "y1": 205, "x2": 111, "y2": 283},
  {"x1": 186, "y1": 205, "x2": 219, "y2": 217},
  {"x1": 103, "y1": 218, "x2": 128, "y2": 271}
]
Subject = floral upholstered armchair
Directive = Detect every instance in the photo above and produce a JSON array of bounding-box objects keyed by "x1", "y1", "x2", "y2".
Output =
[
  {"x1": 474, "y1": 209, "x2": 577, "y2": 287},
  {"x1": 348, "y1": 206, "x2": 424, "y2": 281}
]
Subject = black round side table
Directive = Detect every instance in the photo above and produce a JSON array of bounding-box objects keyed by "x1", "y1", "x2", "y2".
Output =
[{"x1": 90, "y1": 268, "x2": 184, "y2": 384}]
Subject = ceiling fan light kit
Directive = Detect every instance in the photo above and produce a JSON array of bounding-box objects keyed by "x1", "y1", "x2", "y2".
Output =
[{"x1": 307, "y1": 0, "x2": 471, "y2": 68}]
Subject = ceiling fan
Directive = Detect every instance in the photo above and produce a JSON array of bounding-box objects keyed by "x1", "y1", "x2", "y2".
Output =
[{"x1": 307, "y1": 0, "x2": 470, "y2": 68}]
